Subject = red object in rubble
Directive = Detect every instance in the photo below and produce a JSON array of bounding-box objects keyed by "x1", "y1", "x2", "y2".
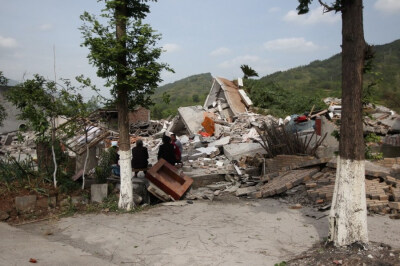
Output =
[{"x1": 295, "y1": 115, "x2": 308, "y2": 123}]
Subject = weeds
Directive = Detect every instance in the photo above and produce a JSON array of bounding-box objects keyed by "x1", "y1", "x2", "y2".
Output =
[{"x1": 95, "y1": 148, "x2": 117, "y2": 183}]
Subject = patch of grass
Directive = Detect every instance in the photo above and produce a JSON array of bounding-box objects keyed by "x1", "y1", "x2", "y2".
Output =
[
  {"x1": 60, "y1": 200, "x2": 78, "y2": 217},
  {"x1": 274, "y1": 261, "x2": 287, "y2": 266}
]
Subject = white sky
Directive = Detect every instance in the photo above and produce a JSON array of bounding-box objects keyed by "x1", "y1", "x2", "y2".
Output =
[{"x1": 1, "y1": 0, "x2": 399, "y2": 99}]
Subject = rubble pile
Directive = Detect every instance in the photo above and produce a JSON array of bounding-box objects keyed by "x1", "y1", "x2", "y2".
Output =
[
  {"x1": 2, "y1": 74, "x2": 400, "y2": 218},
  {"x1": 0, "y1": 131, "x2": 36, "y2": 161},
  {"x1": 129, "y1": 120, "x2": 163, "y2": 136}
]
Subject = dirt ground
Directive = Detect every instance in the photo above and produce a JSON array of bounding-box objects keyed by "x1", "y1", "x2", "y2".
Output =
[{"x1": 14, "y1": 196, "x2": 400, "y2": 266}]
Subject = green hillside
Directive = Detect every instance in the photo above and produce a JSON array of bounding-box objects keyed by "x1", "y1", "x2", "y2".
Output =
[
  {"x1": 246, "y1": 39, "x2": 400, "y2": 116},
  {"x1": 151, "y1": 73, "x2": 212, "y2": 119}
]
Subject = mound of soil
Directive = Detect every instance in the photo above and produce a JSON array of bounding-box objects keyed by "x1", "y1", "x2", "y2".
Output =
[{"x1": 288, "y1": 241, "x2": 400, "y2": 266}]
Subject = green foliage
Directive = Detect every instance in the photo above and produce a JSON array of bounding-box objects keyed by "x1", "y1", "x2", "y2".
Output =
[
  {"x1": 240, "y1": 64, "x2": 259, "y2": 79},
  {"x1": 331, "y1": 130, "x2": 340, "y2": 141},
  {"x1": 274, "y1": 261, "x2": 287, "y2": 266},
  {"x1": 79, "y1": 0, "x2": 172, "y2": 109},
  {"x1": 246, "y1": 80, "x2": 326, "y2": 117},
  {"x1": 150, "y1": 73, "x2": 212, "y2": 119},
  {"x1": 364, "y1": 133, "x2": 381, "y2": 143},
  {"x1": 365, "y1": 133, "x2": 383, "y2": 160},
  {"x1": 255, "y1": 39, "x2": 400, "y2": 113},
  {"x1": 365, "y1": 146, "x2": 384, "y2": 160},
  {"x1": 5, "y1": 75, "x2": 81, "y2": 141},
  {"x1": 0, "y1": 71, "x2": 8, "y2": 126},
  {"x1": 95, "y1": 147, "x2": 118, "y2": 183},
  {"x1": 0, "y1": 71, "x2": 7, "y2": 85},
  {"x1": 297, "y1": 0, "x2": 342, "y2": 14},
  {"x1": 162, "y1": 92, "x2": 171, "y2": 104},
  {"x1": 0, "y1": 156, "x2": 37, "y2": 192},
  {"x1": 192, "y1": 94, "x2": 200, "y2": 103},
  {"x1": 58, "y1": 175, "x2": 81, "y2": 194}
]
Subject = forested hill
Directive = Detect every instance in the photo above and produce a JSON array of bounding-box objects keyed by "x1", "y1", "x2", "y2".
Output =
[
  {"x1": 151, "y1": 72, "x2": 212, "y2": 119},
  {"x1": 149, "y1": 39, "x2": 400, "y2": 119},
  {"x1": 246, "y1": 39, "x2": 400, "y2": 115}
]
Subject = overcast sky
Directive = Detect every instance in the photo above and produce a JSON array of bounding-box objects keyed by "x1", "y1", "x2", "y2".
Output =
[{"x1": 1, "y1": 0, "x2": 399, "y2": 99}]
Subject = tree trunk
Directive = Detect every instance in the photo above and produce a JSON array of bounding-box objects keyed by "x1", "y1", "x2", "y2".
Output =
[
  {"x1": 51, "y1": 119, "x2": 57, "y2": 188},
  {"x1": 329, "y1": 0, "x2": 368, "y2": 246},
  {"x1": 82, "y1": 130, "x2": 89, "y2": 190},
  {"x1": 116, "y1": 0, "x2": 134, "y2": 210}
]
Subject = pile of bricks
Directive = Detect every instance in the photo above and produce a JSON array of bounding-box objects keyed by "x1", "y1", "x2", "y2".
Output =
[
  {"x1": 365, "y1": 179, "x2": 390, "y2": 213},
  {"x1": 255, "y1": 168, "x2": 319, "y2": 198},
  {"x1": 305, "y1": 170, "x2": 335, "y2": 202},
  {"x1": 375, "y1": 157, "x2": 400, "y2": 168},
  {"x1": 305, "y1": 168, "x2": 400, "y2": 214},
  {"x1": 264, "y1": 155, "x2": 315, "y2": 173}
]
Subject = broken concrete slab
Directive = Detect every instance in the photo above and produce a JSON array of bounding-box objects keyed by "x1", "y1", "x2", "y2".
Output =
[
  {"x1": 224, "y1": 183, "x2": 241, "y2": 193},
  {"x1": 189, "y1": 173, "x2": 227, "y2": 189},
  {"x1": 390, "y1": 117, "x2": 400, "y2": 133},
  {"x1": 257, "y1": 168, "x2": 319, "y2": 198},
  {"x1": 206, "y1": 182, "x2": 231, "y2": 191},
  {"x1": 223, "y1": 142, "x2": 267, "y2": 161},
  {"x1": 15, "y1": 195, "x2": 37, "y2": 212},
  {"x1": 177, "y1": 106, "x2": 204, "y2": 136},
  {"x1": 185, "y1": 188, "x2": 215, "y2": 201},
  {"x1": 147, "y1": 182, "x2": 172, "y2": 202},
  {"x1": 327, "y1": 158, "x2": 391, "y2": 178},
  {"x1": 161, "y1": 201, "x2": 188, "y2": 206},
  {"x1": 214, "y1": 124, "x2": 231, "y2": 138},
  {"x1": 235, "y1": 186, "x2": 258, "y2": 197},
  {"x1": 195, "y1": 146, "x2": 219, "y2": 156},
  {"x1": 91, "y1": 184, "x2": 108, "y2": 203},
  {"x1": 208, "y1": 136, "x2": 230, "y2": 147}
]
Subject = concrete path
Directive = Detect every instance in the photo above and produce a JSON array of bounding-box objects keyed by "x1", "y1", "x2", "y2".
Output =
[
  {"x1": 3, "y1": 198, "x2": 400, "y2": 266},
  {"x1": 0, "y1": 221, "x2": 116, "y2": 266}
]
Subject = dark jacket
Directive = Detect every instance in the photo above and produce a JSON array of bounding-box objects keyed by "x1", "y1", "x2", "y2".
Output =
[
  {"x1": 157, "y1": 143, "x2": 176, "y2": 165},
  {"x1": 131, "y1": 146, "x2": 149, "y2": 169}
]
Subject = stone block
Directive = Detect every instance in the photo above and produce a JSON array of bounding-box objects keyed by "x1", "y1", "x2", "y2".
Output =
[
  {"x1": 71, "y1": 196, "x2": 89, "y2": 205},
  {"x1": 208, "y1": 136, "x2": 231, "y2": 148},
  {"x1": 388, "y1": 202, "x2": 400, "y2": 210},
  {"x1": 91, "y1": 184, "x2": 108, "y2": 203},
  {"x1": 379, "y1": 195, "x2": 389, "y2": 201},
  {"x1": 15, "y1": 195, "x2": 37, "y2": 212},
  {"x1": 235, "y1": 186, "x2": 257, "y2": 197},
  {"x1": 36, "y1": 197, "x2": 50, "y2": 208},
  {"x1": 48, "y1": 196, "x2": 57, "y2": 208},
  {"x1": 223, "y1": 142, "x2": 267, "y2": 161}
]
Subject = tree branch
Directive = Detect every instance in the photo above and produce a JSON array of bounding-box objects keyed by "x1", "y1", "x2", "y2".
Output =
[{"x1": 318, "y1": 0, "x2": 340, "y2": 13}]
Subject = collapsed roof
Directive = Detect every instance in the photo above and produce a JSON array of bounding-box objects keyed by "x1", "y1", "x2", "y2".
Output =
[{"x1": 204, "y1": 77, "x2": 252, "y2": 121}]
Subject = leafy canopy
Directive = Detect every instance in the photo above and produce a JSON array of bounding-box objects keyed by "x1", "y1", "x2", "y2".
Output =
[
  {"x1": 297, "y1": 0, "x2": 342, "y2": 14},
  {"x1": 240, "y1": 64, "x2": 259, "y2": 79},
  {"x1": 0, "y1": 71, "x2": 8, "y2": 126},
  {"x1": 79, "y1": 0, "x2": 173, "y2": 109},
  {"x1": 6, "y1": 75, "x2": 83, "y2": 141}
]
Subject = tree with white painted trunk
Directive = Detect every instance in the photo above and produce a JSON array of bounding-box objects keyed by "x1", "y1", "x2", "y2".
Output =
[
  {"x1": 297, "y1": 0, "x2": 368, "y2": 246},
  {"x1": 80, "y1": 0, "x2": 172, "y2": 210}
]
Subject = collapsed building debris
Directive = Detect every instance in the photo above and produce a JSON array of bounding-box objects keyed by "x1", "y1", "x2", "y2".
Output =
[
  {"x1": 2, "y1": 73, "x2": 400, "y2": 217},
  {"x1": 255, "y1": 121, "x2": 327, "y2": 157}
]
